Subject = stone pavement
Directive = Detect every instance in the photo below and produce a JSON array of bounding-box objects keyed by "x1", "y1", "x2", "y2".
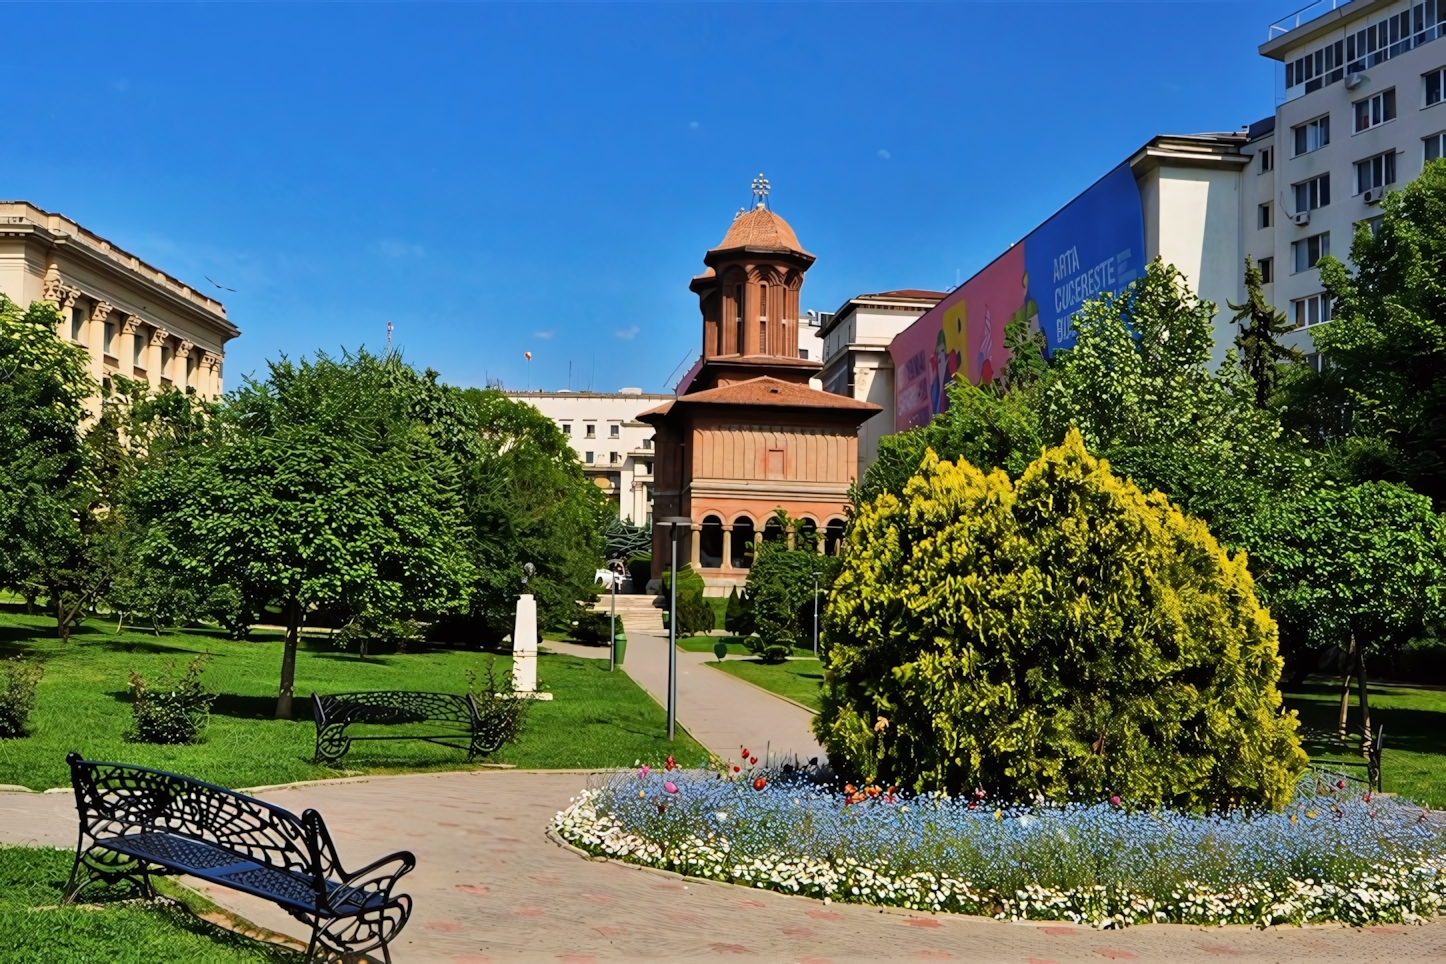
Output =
[
  {"x1": 620, "y1": 627, "x2": 825, "y2": 766},
  {"x1": 6, "y1": 770, "x2": 1446, "y2": 963}
]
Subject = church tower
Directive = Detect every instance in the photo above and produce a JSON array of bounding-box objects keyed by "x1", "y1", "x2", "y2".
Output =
[
  {"x1": 687, "y1": 175, "x2": 822, "y2": 391},
  {"x1": 640, "y1": 176, "x2": 880, "y2": 591}
]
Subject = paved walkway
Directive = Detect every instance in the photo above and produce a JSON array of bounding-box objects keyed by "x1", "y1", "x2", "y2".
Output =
[
  {"x1": 6, "y1": 770, "x2": 1446, "y2": 963},
  {"x1": 621, "y1": 627, "x2": 825, "y2": 765}
]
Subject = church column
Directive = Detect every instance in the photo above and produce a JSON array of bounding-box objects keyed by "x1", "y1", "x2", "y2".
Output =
[
  {"x1": 743, "y1": 278, "x2": 761, "y2": 355},
  {"x1": 176, "y1": 340, "x2": 194, "y2": 391},
  {"x1": 721, "y1": 526, "x2": 733, "y2": 571},
  {"x1": 689, "y1": 523, "x2": 701, "y2": 569}
]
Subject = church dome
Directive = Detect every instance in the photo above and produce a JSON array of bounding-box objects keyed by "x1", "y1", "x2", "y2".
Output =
[{"x1": 709, "y1": 206, "x2": 812, "y2": 258}]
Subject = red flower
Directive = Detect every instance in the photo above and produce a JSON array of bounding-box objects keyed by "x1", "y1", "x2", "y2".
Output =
[
  {"x1": 1337, "y1": 780, "x2": 1347, "y2": 789},
  {"x1": 733, "y1": 766, "x2": 741, "y2": 773},
  {"x1": 749, "y1": 756, "x2": 758, "y2": 765},
  {"x1": 665, "y1": 755, "x2": 677, "y2": 771},
  {"x1": 1110, "y1": 795, "x2": 1121, "y2": 806},
  {"x1": 656, "y1": 802, "x2": 667, "y2": 814},
  {"x1": 753, "y1": 778, "x2": 767, "y2": 791},
  {"x1": 741, "y1": 747, "x2": 750, "y2": 758}
]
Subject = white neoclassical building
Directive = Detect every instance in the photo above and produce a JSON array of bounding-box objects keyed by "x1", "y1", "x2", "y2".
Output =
[{"x1": 0, "y1": 201, "x2": 238, "y2": 401}]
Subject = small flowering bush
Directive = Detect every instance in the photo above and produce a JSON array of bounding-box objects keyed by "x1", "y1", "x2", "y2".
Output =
[{"x1": 555, "y1": 762, "x2": 1446, "y2": 929}]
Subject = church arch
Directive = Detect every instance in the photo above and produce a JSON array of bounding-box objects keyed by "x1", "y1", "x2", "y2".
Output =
[
  {"x1": 730, "y1": 516, "x2": 756, "y2": 569},
  {"x1": 824, "y1": 517, "x2": 847, "y2": 556},
  {"x1": 699, "y1": 515, "x2": 724, "y2": 568}
]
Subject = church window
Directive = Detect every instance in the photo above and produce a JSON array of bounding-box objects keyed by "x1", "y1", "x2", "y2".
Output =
[
  {"x1": 734, "y1": 284, "x2": 744, "y2": 353},
  {"x1": 758, "y1": 283, "x2": 768, "y2": 319}
]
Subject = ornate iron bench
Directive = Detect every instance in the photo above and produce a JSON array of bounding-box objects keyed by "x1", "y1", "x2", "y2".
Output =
[
  {"x1": 312, "y1": 690, "x2": 509, "y2": 765},
  {"x1": 64, "y1": 752, "x2": 414, "y2": 963}
]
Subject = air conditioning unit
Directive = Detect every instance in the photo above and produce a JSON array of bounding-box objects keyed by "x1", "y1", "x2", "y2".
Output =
[
  {"x1": 1291, "y1": 211, "x2": 1312, "y2": 226},
  {"x1": 1345, "y1": 70, "x2": 1367, "y2": 89},
  {"x1": 1363, "y1": 186, "x2": 1386, "y2": 204}
]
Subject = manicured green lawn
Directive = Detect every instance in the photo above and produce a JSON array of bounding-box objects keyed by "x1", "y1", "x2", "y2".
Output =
[
  {"x1": 0, "y1": 612, "x2": 703, "y2": 791},
  {"x1": 708, "y1": 657, "x2": 824, "y2": 712},
  {"x1": 1283, "y1": 678, "x2": 1446, "y2": 809},
  {"x1": 0, "y1": 846, "x2": 298, "y2": 963}
]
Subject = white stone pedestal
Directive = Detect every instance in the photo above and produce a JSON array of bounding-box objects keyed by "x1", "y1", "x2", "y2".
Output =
[{"x1": 510, "y1": 594, "x2": 552, "y2": 699}]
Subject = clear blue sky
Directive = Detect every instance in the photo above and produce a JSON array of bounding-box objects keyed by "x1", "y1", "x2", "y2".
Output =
[{"x1": 4, "y1": 2, "x2": 1285, "y2": 393}]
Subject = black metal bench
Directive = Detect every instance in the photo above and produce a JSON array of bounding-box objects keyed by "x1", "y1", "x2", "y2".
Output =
[
  {"x1": 312, "y1": 690, "x2": 509, "y2": 765},
  {"x1": 64, "y1": 752, "x2": 414, "y2": 963}
]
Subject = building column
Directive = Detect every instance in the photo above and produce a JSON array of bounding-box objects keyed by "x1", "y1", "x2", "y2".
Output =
[
  {"x1": 721, "y1": 526, "x2": 733, "y2": 571},
  {"x1": 147, "y1": 328, "x2": 169, "y2": 386},
  {"x1": 743, "y1": 280, "x2": 761, "y2": 355},
  {"x1": 815, "y1": 531, "x2": 825, "y2": 554},
  {"x1": 176, "y1": 340, "x2": 194, "y2": 391},
  {"x1": 88, "y1": 302, "x2": 113, "y2": 384},
  {"x1": 119, "y1": 317, "x2": 140, "y2": 380},
  {"x1": 689, "y1": 523, "x2": 701, "y2": 569}
]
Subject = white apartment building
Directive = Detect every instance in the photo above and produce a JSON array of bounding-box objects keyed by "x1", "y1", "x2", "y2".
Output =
[
  {"x1": 504, "y1": 388, "x2": 671, "y2": 524},
  {"x1": 1249, "y1": 0, "x2": 1446, "y2": 358},
  {"x1": 818, "y1": 290, "x2": 946, "y2": 478}
]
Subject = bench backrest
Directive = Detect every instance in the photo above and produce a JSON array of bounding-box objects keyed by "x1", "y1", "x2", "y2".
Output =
[
  {"x1": 312, "y1": 691, "x2": 477, "y2": 729},
  {"x1": 66, "y1": 752, "x2": 339, "y2": 884}
]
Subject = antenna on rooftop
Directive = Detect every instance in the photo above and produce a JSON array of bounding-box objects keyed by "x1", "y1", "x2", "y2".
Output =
[{"x1": 751, "y1": 173, "x2": 771, "y2": 210}]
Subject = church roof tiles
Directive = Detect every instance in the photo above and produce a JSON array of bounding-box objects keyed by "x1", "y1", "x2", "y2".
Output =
[{"x1": 709, "y1": 207, "x2": 812, "y2": 258}]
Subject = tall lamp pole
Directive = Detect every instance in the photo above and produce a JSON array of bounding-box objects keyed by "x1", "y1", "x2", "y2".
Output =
[
  {"x1": 659, "y1": 516, "x2": 692, "y2": 742},
  {"x1": 607, "y1": 557, "x2": 624, "y2": 673},
  {"x1": 812, "y1": 569, "x2": 820, "y2": 657}
]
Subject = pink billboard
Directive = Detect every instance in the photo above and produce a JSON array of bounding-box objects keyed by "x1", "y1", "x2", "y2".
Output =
[{"x1": 889, "y1": 243, "x2": 1028, "y2": 431}]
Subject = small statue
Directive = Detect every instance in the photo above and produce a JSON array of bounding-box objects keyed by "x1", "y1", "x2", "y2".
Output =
[{"x1": 521, "y1": 562, "x2": 535, "y2": 588}]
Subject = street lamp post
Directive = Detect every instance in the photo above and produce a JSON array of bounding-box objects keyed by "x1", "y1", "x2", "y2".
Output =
[
  {"x1": 812, "y1": 569, "x2": 820, "y2": 657},
  {"x1": 659, "y1": 516, "x2": 692, "y2": 742},
  {"x1": 606, "y1": 557, "x2": 625, "y2": 673}
]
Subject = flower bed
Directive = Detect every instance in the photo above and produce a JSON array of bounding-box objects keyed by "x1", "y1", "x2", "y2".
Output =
[{"x1": 554, "y1": 763, "x2": 1446, "y2": 928}]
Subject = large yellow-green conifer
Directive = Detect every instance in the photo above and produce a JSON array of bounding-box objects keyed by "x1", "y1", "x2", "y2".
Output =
[{"x1": 816, "y1": 430, "x2": 1306, "y2": 810}]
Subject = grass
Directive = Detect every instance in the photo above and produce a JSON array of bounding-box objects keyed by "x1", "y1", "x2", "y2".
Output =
[
  {"x1": 708, "y1": 657, "x2": 823, "y2": 711},
  {"x1": 0, "y1": 846, "x2": 299, "y2": 963},
  {"x1": 0, "y1": 611, "x2": 703, "y2": 791},
  {"x1": 543, "y1": 630, "x2": 626, "y2": 664},
  {"x1": 1283, "y1": 677, "x2": 1446, "y2": 809}
]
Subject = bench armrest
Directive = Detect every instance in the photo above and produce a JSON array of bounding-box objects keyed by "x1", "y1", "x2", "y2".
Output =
[{"x1": 328, "y1": 850, "x2": 416, "y2": 913}]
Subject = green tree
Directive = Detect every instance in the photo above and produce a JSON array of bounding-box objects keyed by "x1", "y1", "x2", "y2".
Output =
[
  {"x1": 455, "y1": 389, "x2": 609, "y2": 641},
  {"x1": 743, "y1": 543, "x2": 839, "y2": 662},
  {"x1": 1310, "y1": 160, "x2": 1446, "y2": 509},
  {"x1": 1229, "y1": 255, "x2": 1302, "y2": 409},
  {"x1": 818, "y1": 431, "x2": 1307, "y2": 810},
  {"x1": 136, "y1": 351, "x2": 476, "y2": 717},
  {"x1": 0, "y1": 295, "x2": 97, "y2": 635},
  {"x1": 1251, "y1": 481, "x2": 1446, "y2": 752}
]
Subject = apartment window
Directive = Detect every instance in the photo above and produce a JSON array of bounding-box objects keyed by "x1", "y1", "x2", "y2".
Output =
[
  {"x1": 644, "y1": 461, "x2": 654, "y2": 475},
  {"x1": 1358, "y1": 214, "x2": 1385, "y2": 238},
  {"x1": 1303, "y1": 351, "x2": 1324, "y2": 373},
  {"x1": 1258, "y1": 203, "x2": 1272, "y2": 229},
  {"x1": 560, "y1": 422, "x2": 572, "y2": 436},
  {"x1": 132, "y1": 333, "x2": 145, "y2": 370},
  {"x1": 584, "y1": 423, "x2": 596, "y2": 438},
  {"x1": 799, "y1": 348, "x2": 809, "y2": 360},
  {"x1": 643, "y1": 437, "x2": 653, "y2": 449},
  {"x1": 1292, "y1": 293, "x2": 1334, "y2": 328},
  {"x1": 103, "y1": 321, "x2": 116, "y2": 357},
  {"x1": 1354, "y1": 89, "x2": 1396, "y2": 132},
  {"x1": 1293, "y1": 232, "x2": 1331, "y2": 273},
  {"x1": 609, "y1": 423, "x2": 619, "y2": 438},
  {"x1": 1259, "y1": 257, "x2": 1274, "y2": 284},
  {"x1": 1355, "y1": 150, "x2": 1397, "y2": 193},
  {"x1": 1287, "y1": 38, "x2": 1346, "y2": 93},
  {"x1": 70, "y1": 297, "x2": 88, "y2": 343},
  {"x1": 1259, "y1": 147, "x2": 1274, "y2": 173},
  {"x1": 584, "y1": 451, "x2": 595, "y2": 464},
  {"x1": 1428, "y1": 67, "x2": 1446, "y2": 106},
  {"x1": 1427, "y1": 131, "x2": 1446, "y2": 162},
  {"x1": 1294, "y1": 173, "x2": 1331, "y2": 213},
  {"x1": 1293, "y1": 115, "x2": 1330, "y2": 156},
  {"x1": 609, "y1": 451, "x2": 620, "y2": 464}
]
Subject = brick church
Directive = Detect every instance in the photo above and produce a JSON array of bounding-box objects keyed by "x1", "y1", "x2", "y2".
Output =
[{"x1": 640, "y1": 179, "x2": 879, "y2": 591}]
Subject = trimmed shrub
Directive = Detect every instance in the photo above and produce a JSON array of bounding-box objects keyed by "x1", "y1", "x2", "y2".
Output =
[
  {"x1": 744, "y1": 543, "x2": 839, "y2": 662},
  {"x1": 572, "y1": 607, "x2": 615, "y2": 646},
  {"x1": 661, "y1": 566, "x2": 714, "y2": 636},
  {"x1": 334, "y1": 616, "x2": 426, "y2": 656},
  {"x1": 724, "y1": 585, "x2": 755, "y2": 636},
  {"x1": 127, "y1": 657, "x2": 215, "y2": 745},
  {"x1": 817, "y1": 430, "x2": 1307, "y2": 811},
  {"x1": 0, "y1": 657, "x2": 44, "y2": 737}
]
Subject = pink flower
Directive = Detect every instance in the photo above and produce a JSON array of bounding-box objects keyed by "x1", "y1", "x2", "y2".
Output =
[
  {"x1": 1110, "y1": 795, "x2": 1121, "y2": 806},
  {"x1": 639, "y1": 766, "x2": 651, "y2": 779},
  {"x1": 1337, "y1": 780, "x2": 1347, "y2": 789},
  {"x1": 664, "y1": 781, "x2": 678, "y2": 794}
]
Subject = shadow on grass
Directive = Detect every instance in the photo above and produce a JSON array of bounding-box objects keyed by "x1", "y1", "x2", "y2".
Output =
[
  {"x1": 211, "y1": 693, "x2": 286, "y2": 720},
  {"x1": 1287, "y1": 690, "x2": 1446, "y2": 758}
]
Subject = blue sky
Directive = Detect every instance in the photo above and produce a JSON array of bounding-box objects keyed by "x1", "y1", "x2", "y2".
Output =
[{"x1": 4, "y1": 2, "x2": 1287, "y2": 393}]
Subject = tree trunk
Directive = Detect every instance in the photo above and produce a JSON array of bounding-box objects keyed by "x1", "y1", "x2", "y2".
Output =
[
  {"x1": 276, "y1": 598, "x2": 300, "y2": 720},
  {"x1": 1338, "y1": 634, "x2": 1355, "y2": 741},
  {"x1": 56, "y1": 595, "x2": 69, "y2": 642},
  {"x1": 1356, "y1": 638, "x2": 1373, "y2": 760}
]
